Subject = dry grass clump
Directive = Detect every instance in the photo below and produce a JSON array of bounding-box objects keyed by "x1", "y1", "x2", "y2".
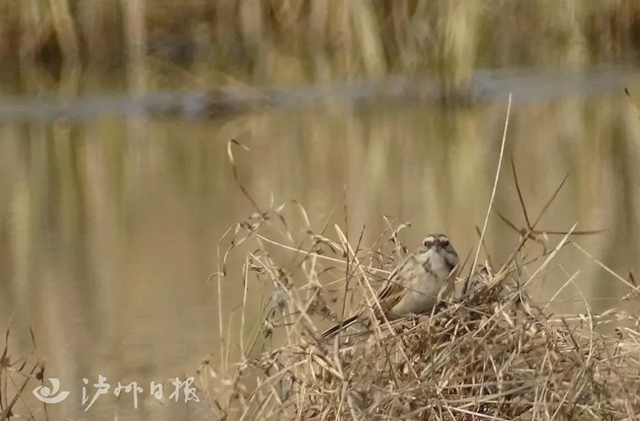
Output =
[
  {"x1": 194, "y1": 138, "x2": 640, "y2": 420},
  {"x1": 276, "y1": 268, "x2": 640, "y2": 420},
  {"x1": 197, "y1": 198, "x2": 640, "y2": 421},
  {"x1": 0, "y1": 327, "x2": 44, "y2": 421}
]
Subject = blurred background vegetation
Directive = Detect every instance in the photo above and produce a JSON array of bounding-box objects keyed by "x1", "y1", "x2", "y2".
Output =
[
  {"x1": 1, "y1": 0, "x2": 639, "y2": 86},
  {"x1": 0, "y1": 1, "x2": 639, "y2": 420}
]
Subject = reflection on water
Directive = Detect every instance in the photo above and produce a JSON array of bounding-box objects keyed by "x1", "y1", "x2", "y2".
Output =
[{"x1": 0, "y1": 73, "x2": 640, "y2": 420}]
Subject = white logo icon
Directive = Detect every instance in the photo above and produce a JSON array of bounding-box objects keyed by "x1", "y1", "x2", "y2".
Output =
[{"x1": 33, "y1": 378, "x2": 70, "y2": 404}]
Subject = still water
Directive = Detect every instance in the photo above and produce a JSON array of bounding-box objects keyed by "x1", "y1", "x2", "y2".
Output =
[{"x1": 1, "y1": 69, "x2": 640, "y2": 420}]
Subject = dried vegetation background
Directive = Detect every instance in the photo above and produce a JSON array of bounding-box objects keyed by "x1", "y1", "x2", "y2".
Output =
[{"x1": 4, "y1": 0, "x2": 640, "y2": 83}]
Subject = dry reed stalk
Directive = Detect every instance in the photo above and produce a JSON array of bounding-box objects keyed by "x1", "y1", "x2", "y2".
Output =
[
  {"x1": 48, "y1": 0, "x2": 79, "y2": 64},
  {"x1": 0, "y1": 326, "x2": 44, "y2": 421},
  {"x1": 0, "y1": 1, "x2": 635, "y2": 81}
]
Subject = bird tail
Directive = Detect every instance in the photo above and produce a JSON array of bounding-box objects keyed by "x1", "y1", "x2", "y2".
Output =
[{"x1": 321, "y1": 315, "x2": 359, "y2": 339}]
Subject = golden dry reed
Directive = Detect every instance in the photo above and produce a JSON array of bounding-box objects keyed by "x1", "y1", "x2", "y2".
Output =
[
  {"x1": 193, "y1": 135, "x2": 640, "y2": 420},
  {"x1": 197, "y1": 191, "x2": 640, "y2": 421},
  {"x1": 3, "y1": 0, "x2": 640, "y2": 81}
]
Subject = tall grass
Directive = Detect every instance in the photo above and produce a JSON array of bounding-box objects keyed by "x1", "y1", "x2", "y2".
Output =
[
  {"x1": 2, "y1": 0, "x2": 639, "y2": 83},
  {"x1": 193, "y1": 137, "x2": 640, "y2": 420}
]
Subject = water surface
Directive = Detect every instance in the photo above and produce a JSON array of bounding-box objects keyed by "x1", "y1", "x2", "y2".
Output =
[{"x1": 1, "y1": 68, "x2": 639, "y2": 420}]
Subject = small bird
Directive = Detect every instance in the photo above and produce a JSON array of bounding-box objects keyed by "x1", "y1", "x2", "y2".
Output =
[{"x1": 322, "y1": 233, "x2": 459, "y2": 339}]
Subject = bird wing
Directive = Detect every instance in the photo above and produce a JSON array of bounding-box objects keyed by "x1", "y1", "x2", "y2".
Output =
[
  {"x1": 321, "y1": 255, "x2": 414, "y2": 338},
  {"x1": 374, "y1": 255, "x2": 415, "y2": 313}
]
